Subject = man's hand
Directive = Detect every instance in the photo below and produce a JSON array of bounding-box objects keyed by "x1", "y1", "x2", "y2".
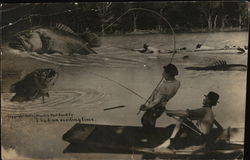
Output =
[{"x1": 140, "y1": 104, "x2": 147, "y2": 111}]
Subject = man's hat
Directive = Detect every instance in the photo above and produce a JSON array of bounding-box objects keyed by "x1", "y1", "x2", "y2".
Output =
[
  {"x1": 163, "y1": 63, "x2": 178, "y2": 76},
  {"x1": 205, "y1": 91, "x2": 219, "y2": 105}
]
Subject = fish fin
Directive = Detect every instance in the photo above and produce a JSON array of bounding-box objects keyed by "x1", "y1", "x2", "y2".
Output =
[{"x1": 55, "y1": 23, "x2": 75, "y2": 34}]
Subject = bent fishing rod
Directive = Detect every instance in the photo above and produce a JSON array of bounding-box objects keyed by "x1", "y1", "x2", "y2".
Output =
[
  {"x1": 99, "y1": 8, "x2": 177, "y2": 111},
  {"x1": 88, "y1": 70, "x2": 164, "y2": 112},
  {"x1": 103, "y1": 8, "x2": 176, "y2": 54}
]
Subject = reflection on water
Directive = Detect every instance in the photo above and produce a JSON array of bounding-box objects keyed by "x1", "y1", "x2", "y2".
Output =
[{"x1": 2, "y1": 32, "x2": 248, "y2": 159}]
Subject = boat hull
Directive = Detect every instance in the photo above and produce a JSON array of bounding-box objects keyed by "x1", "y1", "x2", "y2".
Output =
[{"x1": 62, "y1": 124, "x2": 244, "y2": 158}]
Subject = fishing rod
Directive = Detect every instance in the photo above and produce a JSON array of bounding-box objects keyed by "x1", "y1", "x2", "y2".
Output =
[
  {"x1": 102, "y1": 8, "x2": 178, "y2": 114},
  {"x1": 88, "y1": 70, "x2": 166, "y2": 114}
]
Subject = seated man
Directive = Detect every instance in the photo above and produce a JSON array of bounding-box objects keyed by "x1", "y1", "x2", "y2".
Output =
[{"x1": 155, "y1": 91, "x2": 223, "y2": 151}]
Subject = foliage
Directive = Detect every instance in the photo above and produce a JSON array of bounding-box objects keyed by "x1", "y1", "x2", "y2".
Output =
[{"x1": 1, "y1": 2, "x2": 248, "y2": 35}]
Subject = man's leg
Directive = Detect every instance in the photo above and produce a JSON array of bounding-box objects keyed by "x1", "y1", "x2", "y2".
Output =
[
  {"x1": 140, "y1": 109, "x2": 156, "y2": 142},
  {"x1": 140, "y1": 105, "x2": 165, "y2": 142},
  {"x1": 205, "y1": 128, "x2": 223, "y2": 149},
  {"x1": 172, "y1": 119, "x2": 206, "y2": 150},
  {"x1": 155, "y1": 117, "x2": 183, "y2": 149},
  {"x1": 141, "y1": 109, "x2": 156, "y2": 130},
  {"x1": 141, "y1": 105, "x2": 166, "y2": 129}
]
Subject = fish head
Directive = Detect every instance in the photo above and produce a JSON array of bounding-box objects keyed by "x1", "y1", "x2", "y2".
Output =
[
  {"x1": 9, "y1": 29, "x2": 43, "y2": 52},
  {"x1": 39, "y1": 68, "x2": 58, "y2": 88},
  {"x1": 32, "y1": 68, "x2": 58, "y2": 91}
]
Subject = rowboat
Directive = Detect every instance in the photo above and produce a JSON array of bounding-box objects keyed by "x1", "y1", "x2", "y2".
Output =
[{"x1": 62, "y1": 123, "x2": 244, "y2": 159}]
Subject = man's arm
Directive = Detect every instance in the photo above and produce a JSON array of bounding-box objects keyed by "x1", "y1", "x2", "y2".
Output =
[
  {"x1": 146, "y1": 95, "x2": 162, "y2": 109},
  {"x1": 139, "y1": 90, "x2": 162, "y2": 111},
  {"x1": 145, "y1": 80, "x2": 180, "y2": 109},
  {"x1": 213, "y1": 119, "x2": 223, "y2": 131},
  {"x1": 186, "y1": 108, "x2": 206, "y2": 120},
  {"x1": 165, "y1": 109, "x2": 188, "y2": 117}
]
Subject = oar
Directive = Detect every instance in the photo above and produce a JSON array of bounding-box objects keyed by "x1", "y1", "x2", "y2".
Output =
[
  {"x1": 168, "y1": 114, "x2": 203, "y2": 136},
  {"x1": 104, "y1": 105, "x2": 126, "y2": 111},
  {"x1": 137, "y1": 76, "x2": 164, "y2": 115}
]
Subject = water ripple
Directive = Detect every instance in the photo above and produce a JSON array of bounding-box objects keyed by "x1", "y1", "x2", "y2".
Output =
[{"x1": 2, "y1": 89, "x2": 105, "y2": 114}]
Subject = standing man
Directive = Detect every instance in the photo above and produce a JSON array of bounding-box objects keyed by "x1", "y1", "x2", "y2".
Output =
[
  {"x1": 155, "y1": 91, "x2": 223, "y2": 150},
  {"x1": 140, "y1": 64, "x2": 181, "y2": 130}
]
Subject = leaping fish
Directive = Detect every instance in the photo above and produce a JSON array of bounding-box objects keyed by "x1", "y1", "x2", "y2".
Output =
[{"x1": 10, "y1": 68, "x2": 58, "y2": 103}]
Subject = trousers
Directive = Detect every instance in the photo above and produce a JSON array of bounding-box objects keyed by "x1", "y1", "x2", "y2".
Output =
[{"x1": 141, "y1": 104, "x2": 165, "y2": 130}]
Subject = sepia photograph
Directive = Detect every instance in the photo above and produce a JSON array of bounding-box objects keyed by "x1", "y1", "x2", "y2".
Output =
[{"x1": 1, "y1": 1, "x2": 248, "y2": 160}]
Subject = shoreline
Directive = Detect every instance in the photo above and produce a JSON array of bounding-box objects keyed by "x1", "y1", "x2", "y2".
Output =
[{"x1": 99, "y1": 29, "x2": 248, "y2": 37}]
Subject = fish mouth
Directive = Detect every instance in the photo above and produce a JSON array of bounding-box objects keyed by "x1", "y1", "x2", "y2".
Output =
[{"x1": 9, "y1": 35, "x2": 26, "y2": 51}]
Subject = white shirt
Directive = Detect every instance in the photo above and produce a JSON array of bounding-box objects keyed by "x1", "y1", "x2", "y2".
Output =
[{"x1": 146, "y1": 79, "x2": 180, "y2": 108}]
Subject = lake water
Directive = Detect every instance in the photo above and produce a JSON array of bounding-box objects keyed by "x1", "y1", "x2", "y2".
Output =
[{"x1": 1, "y1": 32, "x2": 248, "y2": 159}]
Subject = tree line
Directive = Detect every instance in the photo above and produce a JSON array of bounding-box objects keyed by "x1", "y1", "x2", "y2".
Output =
[{"x1": 1, "y1": 2, "x2": 249, "y2": 35}]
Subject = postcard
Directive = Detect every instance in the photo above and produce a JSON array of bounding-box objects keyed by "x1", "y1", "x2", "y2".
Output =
[{"x1": 1, "y1": 2, "x2": 248, "y2": 160}]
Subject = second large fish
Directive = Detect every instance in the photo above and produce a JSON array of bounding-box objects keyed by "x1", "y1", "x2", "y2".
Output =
[{"x1": 9, "y1": 23, "x2": 100, "y2": 55}]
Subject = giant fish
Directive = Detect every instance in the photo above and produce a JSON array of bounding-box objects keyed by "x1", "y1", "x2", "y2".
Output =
[
  {"x1": 185, "y1": 60, "x2": 247, "y2": 71},
  {"x1": 8, "y1": 23, "x2": 100, "y2": 55},
  {"x1": 10, "y1": 68, "x2": 58, "y2": 103}
]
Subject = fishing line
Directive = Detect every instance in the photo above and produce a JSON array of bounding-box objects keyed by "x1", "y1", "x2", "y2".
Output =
[
  {"x1": 0, "y1": 7, "x2": 83, "y2": 30},
  {"x1": 104, "y1": 8, "x2": 178, "y2": 62},
  {"x1": 0, "y1": 4, "x2": 32, "y2": 13},
  {"x1": 94, "y1": 2, "x2": 112, "y2": 12},
  {"x1": 103, "y1": 8, "x2": 178, "y2": 114},
  {"x1": 87, "y1": 71, "x2": 147, "y2": 101},
  {"x1": 103, "y1": 8, "x2": 176, "y2": 54}
]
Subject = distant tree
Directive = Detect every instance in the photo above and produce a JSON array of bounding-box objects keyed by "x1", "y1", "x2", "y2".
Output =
[
  {"x1": 236, "y1": 2, "x2": 248, "y2": 30},
  {"x1": 94, "y1": 2, "x2": 114, "y2": 35},
  {"x1": 2, "y1": 2, "x2": 248, "y2": 35},
  {"x1": 196, "y1": 2, "x2": 223, "y2": 31}
]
